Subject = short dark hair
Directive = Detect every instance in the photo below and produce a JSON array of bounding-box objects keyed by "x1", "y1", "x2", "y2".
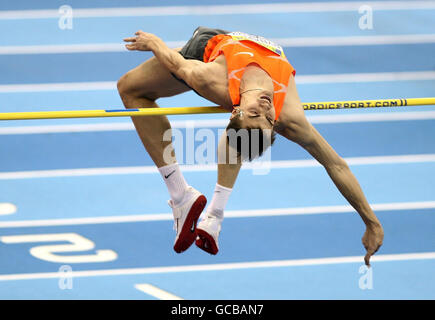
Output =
[{"x1": 225, "y1": 116, "x2": 276, "y2": 162}]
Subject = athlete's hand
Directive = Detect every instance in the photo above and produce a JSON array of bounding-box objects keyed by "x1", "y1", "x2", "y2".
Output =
[
  {"x1": 124, "y1": 30, "x2": 161, "y2": 52},
  {"x1": 362, "y1": 222, "x2": 384, "y2": 266}
]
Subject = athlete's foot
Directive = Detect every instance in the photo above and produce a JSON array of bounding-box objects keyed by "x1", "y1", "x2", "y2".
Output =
[
  {"x1": 195, "y1": 215, "x2": 222, "y2": 255},
  {"x1": 169, "y1": 186, "x2": 207, "y2": 253}
]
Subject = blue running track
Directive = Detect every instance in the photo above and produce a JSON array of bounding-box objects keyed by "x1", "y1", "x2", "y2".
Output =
[{"x1": 0, "y1": 0, "x2": 434, "y2": 300}]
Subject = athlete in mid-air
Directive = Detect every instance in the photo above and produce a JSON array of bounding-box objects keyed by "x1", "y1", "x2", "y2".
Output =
[{"x1": 118, "y1": 27, "x2": 384, "y2": 266}]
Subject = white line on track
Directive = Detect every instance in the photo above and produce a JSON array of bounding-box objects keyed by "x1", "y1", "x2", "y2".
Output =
[
  {"x1": 1, "y1": 71, "x2": 434, "y2": 93},
  {"x1": 0, "y1": 41, "x2": 186, "y2": 55},
  {"x1": 135, "y1": 283, "x2": 183, "y2": 300},
  {"x1": 1, "y1": 1, "x2": 435, "y2": 19},
  {"x1": 275, "y1": 34, "x2": 435, "y2": 47},
  {"x1": 0, "y1": 154, "x2": 434, "y2": 180},
  {"x1": 0, "y1": 200, "x2": 433, "y2": 228},
  {"x1": 0, "y1": 252, "x2": 433, "y2": 281},
  {"x1": 296, "y1": 71, "x2": 435, "y2": 84},
  {"x1": 2, "y1": 34, "x2": 435, "y2": 55},
  {"x1": 0, "y1": 203, "x2": 17, "y2": 216},
  {"x1": 0, "y1": 81, "x2": 115, "y2": 93},
  {"x1": 1, "y1": 111, "x2": 435, "y2": 135},
  {"x1": 0, "y1": 122, "x2": 135, "y2": 135}
]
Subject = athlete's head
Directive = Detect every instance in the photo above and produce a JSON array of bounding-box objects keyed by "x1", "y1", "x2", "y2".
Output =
[{"x1": 225, "y1": 89, "x2": 276, "y2": 161}]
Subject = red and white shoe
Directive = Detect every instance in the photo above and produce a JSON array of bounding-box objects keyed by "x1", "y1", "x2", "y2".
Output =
[
  {"x1": 169, "y1": 186, "x2": 207, "y2": 254},
  {"x1": 195, "y1": 215, "x2": 222, "y2": 255}
]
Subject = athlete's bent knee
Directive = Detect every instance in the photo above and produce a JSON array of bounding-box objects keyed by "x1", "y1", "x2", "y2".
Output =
[
  {"x1": 117, "y1": 73, "x2": 131, "y2": 99},
  {"x1": 117, "y1": 72, "x2": 156, "y2": 108}
]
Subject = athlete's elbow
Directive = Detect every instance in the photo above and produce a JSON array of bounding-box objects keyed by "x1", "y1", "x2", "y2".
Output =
[
  {"x1": 179, "y1": 66, "x2": 205, "y2": 91},
  {"x1": 190, "y1": 68, "x2": 209, "y2": 90},
  {"x1": 180, "y1": 66, "x2": 198, "y2": 83},
  {"x1": 326, "y1": 156, "x2": 349, "y2": 173}
]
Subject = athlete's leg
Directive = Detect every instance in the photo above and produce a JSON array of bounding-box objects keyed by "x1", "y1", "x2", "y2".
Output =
[
  {"x1": 275, "y1": 75, "x2": 384, "y2": 265},
  {"x1": 196, "y1": 133, "x2": 242, "y2": 254},
  {"x1": 216, "y1": 132, "x2": 243, "y2": 188},
  {"x1": 117, "y1": 50, "x2": 190, "y2": 168},
  {"x1": 117, "y1": 51, "x2": 206, "y2": 253}
]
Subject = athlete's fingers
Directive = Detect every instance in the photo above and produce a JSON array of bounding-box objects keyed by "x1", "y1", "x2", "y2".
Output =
[
  {"x1": 364, "y1": 252, "x2": 372, "y2": 266},
  {"x1": 135, "y1": 30, "x2": 145, "y2": 36},
  {"x1": 125, "y1": 44, "x2": 136, "y2": 51},
  {"x1": 364, "y1": 245, "x2": 380, "y2": 266},
  {"x1": 123, "y1": 37, "x2": 136, "y2": 43}
]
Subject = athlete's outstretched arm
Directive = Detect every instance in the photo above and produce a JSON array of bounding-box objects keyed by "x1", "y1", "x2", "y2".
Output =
[{"x1": 276, "y1": 76, "x2": 384, "y2": 266}]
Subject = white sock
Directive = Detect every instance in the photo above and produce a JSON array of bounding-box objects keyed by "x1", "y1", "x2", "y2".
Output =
[
  {"x1": 206, "y1": 183, "x2": 232, "y2": 220},
  {"x1": 158, "y1": 163, "x2": 188, "y2": 206}
]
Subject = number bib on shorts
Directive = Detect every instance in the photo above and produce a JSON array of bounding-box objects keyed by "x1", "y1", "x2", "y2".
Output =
[{"x1": 228, "y1": 31, "x2": 286, "y2": 58}]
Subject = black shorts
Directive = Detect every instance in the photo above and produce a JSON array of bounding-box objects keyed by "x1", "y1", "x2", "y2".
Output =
[
  {"x1": 172, "y1": 26, "x2": 229, "y2": 92},
  {"x1": 179, "y1": 26, "x2": 230, "y2": 61}
]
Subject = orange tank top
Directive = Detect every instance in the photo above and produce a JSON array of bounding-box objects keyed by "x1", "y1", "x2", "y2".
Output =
[{"x1": 203, "y1": 32, "x2": 296, "y2": 120}]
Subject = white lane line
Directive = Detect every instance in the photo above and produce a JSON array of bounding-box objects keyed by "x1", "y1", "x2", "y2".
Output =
[
  {"x1": 1, "y1": 71, "x2": 435, "y2": 93},
  {"x1": 0, "y1": 252, "x2": 434, "y2": 281},
  {"x1": 0, "y1": 41, "x2": 186, "y2": 55},
  {"x1": 135, "y1": 283, "x2": 183, "y2": 300},
  {"x1": 0, "y1": 122, "x2": 135, "y2": 135},
  {"x1": 296, "y1": 71, "x2": 435, "y2": 84},
  {"x1": 306, "y1": 111, "x2": 435, "y2": 123},
  {"x1": 0, "y1": 203, "x2": 17, "y2": 216},
  {"x1": 0, "y1": 81, "x2": 115, "y2": 93},
  {"x1": 3, "y1": 34, "x2": 435, "y2": 55},
  {"x1": 0, "y1": 200, "x2": 433, "y2": 228},
  {"x1": 1, "y1": 111, "x2": 435, "y2": 135},
  {"x1": 1, "y1": 1, "x2": 435, "y2": 19},
  {"x1": 274, "y1": 34, "x2": 435, "y2": 47},
  {"x1": 0, "y1": 154, "x2": 434, "y2": 180},
  {"x1": 0, "y1": 119, "x2": 227, "y2": 135}
]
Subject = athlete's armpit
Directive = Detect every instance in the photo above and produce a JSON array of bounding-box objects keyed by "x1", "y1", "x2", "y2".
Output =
[{"x1": 184, "y1": 58, "x2": 233, "y2": 108}]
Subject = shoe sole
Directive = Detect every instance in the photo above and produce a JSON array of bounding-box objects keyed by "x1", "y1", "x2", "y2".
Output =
[
  {"x1": 195, "y1": 228, "x2": 219, "y2": 255},
  {"x1": 173, "y1": 195, "x2": 207, "y2": 254}
]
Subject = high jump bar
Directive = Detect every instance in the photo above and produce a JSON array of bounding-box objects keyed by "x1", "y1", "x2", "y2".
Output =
[{"x1": 1, "y1": 97, "x2": 434, "y2": 120}]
